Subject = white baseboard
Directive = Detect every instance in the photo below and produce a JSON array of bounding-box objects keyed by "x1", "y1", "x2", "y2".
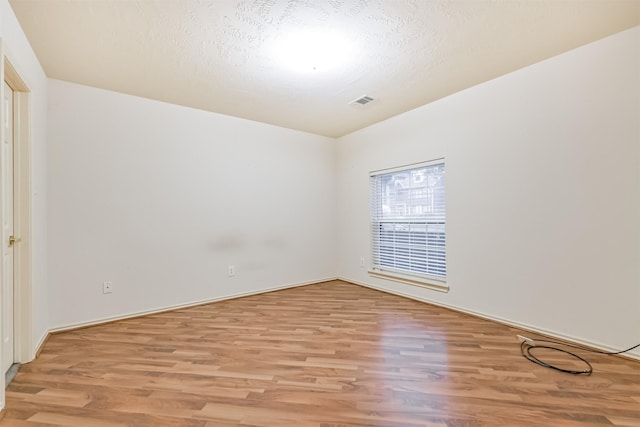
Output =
[
  {"x1": 48, "y1": 277, "x2": 338, "y2": 334},
  {"x1": 34, "y1": 330, "x2": 50, "y2": 358},
  {"x1": 340, "y1": 276, "x2": 640, "y2": 362}
]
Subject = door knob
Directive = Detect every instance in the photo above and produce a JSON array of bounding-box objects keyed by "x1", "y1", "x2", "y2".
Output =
[{"x1": 8, "y1": 235, "x2": 20, "y2": 246}]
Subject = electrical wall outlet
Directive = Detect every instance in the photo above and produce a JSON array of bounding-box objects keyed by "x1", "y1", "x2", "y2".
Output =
[
  {"x1": 360, "y1": 257, "x2": 365, "y2": 267},
  {"x1": 103, "y1": 281, "x2": 113, "y2": 294},
  {"x1": 228, "y1": 265, "x2": 236, "y2": 277}
]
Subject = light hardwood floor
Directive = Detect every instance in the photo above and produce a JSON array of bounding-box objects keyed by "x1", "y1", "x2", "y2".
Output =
[{"x1": 2, "y1": 280, "x2": 639, "y2": 426}]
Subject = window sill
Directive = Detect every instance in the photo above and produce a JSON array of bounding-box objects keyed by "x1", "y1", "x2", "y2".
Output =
[{"x1": 368, "y1": 270, "x2": 449, "y2": 293}]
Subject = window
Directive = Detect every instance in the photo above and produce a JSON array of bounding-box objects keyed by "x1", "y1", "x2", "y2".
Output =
[{"x1": 369, "y1": 160, "x2": 447, "y2": 291}]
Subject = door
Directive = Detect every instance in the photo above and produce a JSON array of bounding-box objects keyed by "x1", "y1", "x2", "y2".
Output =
[{"x1": 2, "y1": 80, "x2": 14, "y2": 375}]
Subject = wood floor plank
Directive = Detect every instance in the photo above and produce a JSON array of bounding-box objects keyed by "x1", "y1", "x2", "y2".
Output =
[{"x1": 2, "y1": 280, "x2": 639, "y2": 426}]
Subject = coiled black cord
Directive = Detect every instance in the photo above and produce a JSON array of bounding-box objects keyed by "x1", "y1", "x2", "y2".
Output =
[{"x1": 519, "y1": 338, "x2": 640, "y2": 375}]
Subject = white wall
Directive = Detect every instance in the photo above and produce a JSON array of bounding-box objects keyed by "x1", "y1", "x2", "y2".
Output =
[
  {"x1": 336, "y1": 27, "x2": 640, "y2": 358},
  {"x1": 48, "y1": 79, "x2": 336, "y2": 328},
  {"x1": 0, "y1": 0, "x2": 49, "y2": 408}
]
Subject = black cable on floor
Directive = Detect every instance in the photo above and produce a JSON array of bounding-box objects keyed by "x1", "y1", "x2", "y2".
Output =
[{"x1": 519, "y1": 338, "x2": 640, "y2": 375}]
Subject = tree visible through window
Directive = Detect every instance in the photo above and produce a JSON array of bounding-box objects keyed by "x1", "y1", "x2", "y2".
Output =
[{"x1": 370, "y1": 160, "x2": 446, "y2": 282}]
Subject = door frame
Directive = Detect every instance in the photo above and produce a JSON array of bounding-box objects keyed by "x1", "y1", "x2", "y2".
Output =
[{"x1": 1, "y1": 43, "x2": 34, "y2": 375}]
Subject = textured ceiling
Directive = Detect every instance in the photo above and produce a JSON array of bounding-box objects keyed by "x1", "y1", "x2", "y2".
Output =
[{"x1": 9, "y1": 0, "x2": 640, "y2": 138}]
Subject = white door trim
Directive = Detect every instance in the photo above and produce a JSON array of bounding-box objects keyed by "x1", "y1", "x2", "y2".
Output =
[{"x1": 1, "y1": 44, "x2": 34, "y2": 373}]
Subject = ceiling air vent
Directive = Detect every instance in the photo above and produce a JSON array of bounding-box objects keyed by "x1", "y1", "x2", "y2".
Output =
[{"x1": 349, "y1": 95, "x2": 376, "y2": 107}]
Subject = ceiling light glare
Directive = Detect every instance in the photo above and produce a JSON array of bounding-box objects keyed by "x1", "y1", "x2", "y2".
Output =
[{"x1": 270, "y1": 29, "x2": 355, "y2": 73}]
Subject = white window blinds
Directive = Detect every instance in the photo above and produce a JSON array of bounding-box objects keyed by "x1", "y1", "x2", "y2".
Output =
[{"x1": 370, "y1": 160, "x2": 446, "y2": 282}]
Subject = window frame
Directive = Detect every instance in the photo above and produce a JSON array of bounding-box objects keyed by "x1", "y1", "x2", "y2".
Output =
[{"x1": 368, "y1": 159, "x2": 448, "y2": 292}]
